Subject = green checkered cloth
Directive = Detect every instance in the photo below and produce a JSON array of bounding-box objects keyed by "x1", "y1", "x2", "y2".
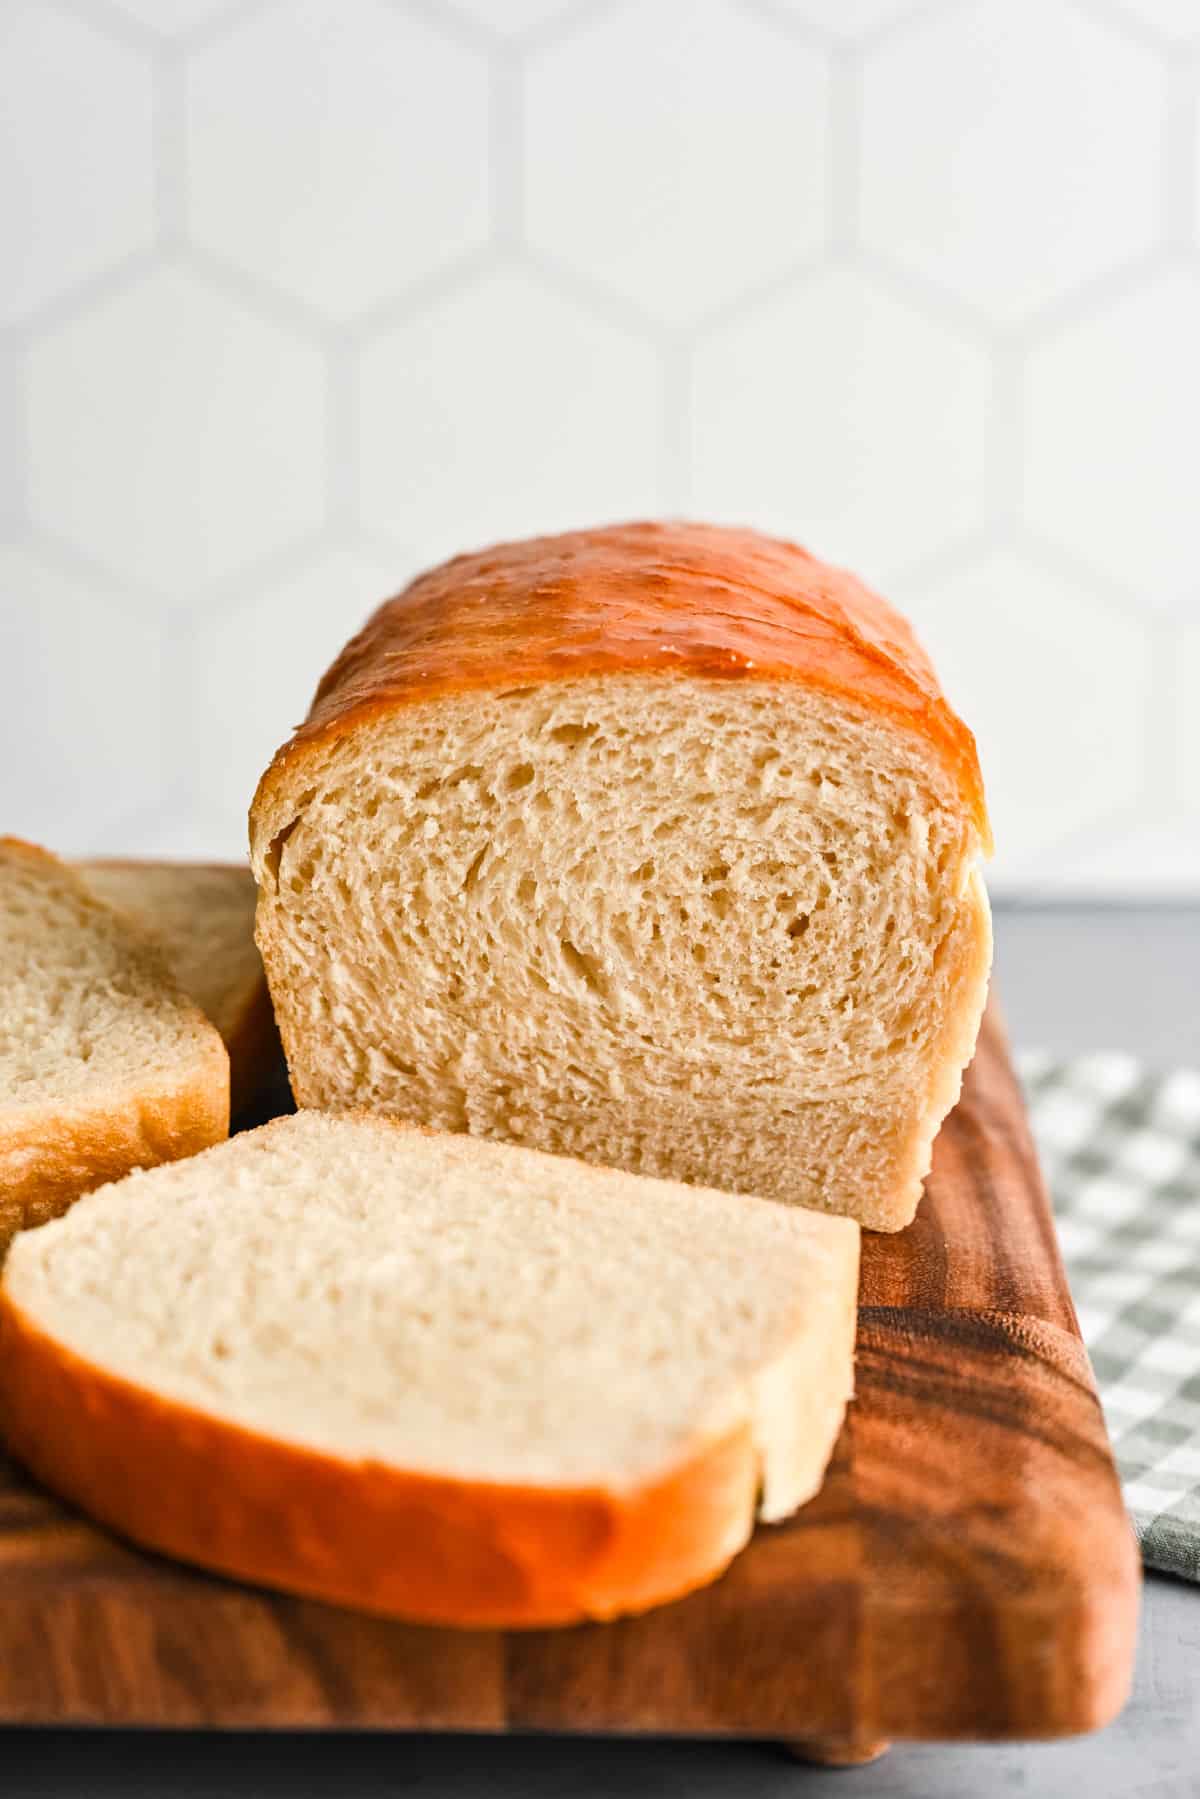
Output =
[{"x1": 1019, "y1": 1050, "x2": 1200, "y2": 1582}]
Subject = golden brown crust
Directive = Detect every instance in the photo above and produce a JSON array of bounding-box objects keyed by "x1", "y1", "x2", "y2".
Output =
[
  {"x1": 254, "y1": 522, "x2": 988, "y2": 845},
  {"x1": 0, "y1": 1067, "x2": 229, "y2": 1256},
  {"x1": 0, "y1": 1296, "x2": 757, "y2": 1627}
]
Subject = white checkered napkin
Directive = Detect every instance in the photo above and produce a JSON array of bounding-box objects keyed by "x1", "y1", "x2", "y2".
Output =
[{"x1": 1018, "y1": 1051, "x2": 1200, "y2": 1582}]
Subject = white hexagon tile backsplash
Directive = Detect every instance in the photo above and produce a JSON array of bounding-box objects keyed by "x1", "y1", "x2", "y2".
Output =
[{"x1": 1, "y1": 0, "x2": 1197, "y2": 892}]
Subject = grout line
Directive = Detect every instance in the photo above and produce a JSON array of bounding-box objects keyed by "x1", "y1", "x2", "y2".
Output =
[
  {"x1": 351, "y1": 245, "x2": 500, "y2": 342},
  {"x1": 1162, "y1": 48, "x2": 1200, "y2": 254},
  {"x1": 0, "y1": 346, "x2": 30, "y2": 540},
  {"x1": 849, "y1": 244, "x2": 998, "y2": 344},
  {"x1": 984, "y1": 340, "x2": 1026, "y2": 533},
  {"x1": 659, "y1": 341, "x2": 694, "y2": 516},
  {"x1": 1074, "y1": 0, "x2": 1194, "y2": 56},
  {"x1": 886, "y1": 527, "x2": 997, "y2": 594},
  {"x1": 1010, "y1": 247, "x2": 1174, "y2": 349},
  {"x1": 826, "y1": 43, "x2": 861, "y2": 258},
  {"x1": 1143, "y1": 614, "x2": 1194, "y2": 815},
  {"x1": 733, "y1": 0, "x2": 832, "y2": 53},
  {"x1": 324, "y1": 344, "x2": 361, "y2": 536},
  {"x1": 152, "y1": 46, "x2": 189, "y2": 253},
  {"x1": 187, "y1": 527, "x2": 337, "y2": 626},
  {"x1": 1, "y1": 249, "x2": 161, "y2": 345},
  {"x1": 687, "y1": 253, "x2": 825, "y2": 338},
  {"x1": 49, "y1": 0, "x2": 159, "y2": 54},
  {"x1": 487, "y1": 47, "x2": 526, "y2": 251},
  {"x1": 519, "y1": 0, "x2": 624, "y2": 57},
  {"x1": 518, "y1": 247, "x2": 670, "y2": 346},
  {"x1": 179, "y1": 245, "x2": 332, "y2": 342},
  {"x1": 175, "y1": 0, "x2": 276, "y2": 54},
  {"x1": 396, "y1": 0, "x2": 494, "y2": 54},
  {"x1": 1013, "y1": 526, "x2": 1152, "y2": 625},
  {"x1": 859, "y1": 0, "x2": 962, "y2": 55},
  {"x1": 22, "y1": 526, "x2": 171, "y2": 621}
]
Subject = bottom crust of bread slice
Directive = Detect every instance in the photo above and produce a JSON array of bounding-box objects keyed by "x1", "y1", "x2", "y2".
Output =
[
  {"x1": 0, "y1": 1112, "x2": 859, "y2": 1627},
  {"x1": 0, "y1": 838, "x2": 230, "y2": 1252},
  {"x1": 79, "y1": 859, "x2": 281, "y2": 1118}
]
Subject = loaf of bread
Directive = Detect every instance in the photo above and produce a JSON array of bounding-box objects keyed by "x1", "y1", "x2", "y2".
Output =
[
  {"x1": 0, "y1": 1110, "x2": 859, "y2": 1626},
  {"x1": 249, "y1": 522, "x2": 992, "y2": 1230},
  {"x1": 0, "y1": 839, "x2": 229, "y2": 1251},
  {"x1": 80, "y1": 860, "x2": 281, "y2": 1116}
]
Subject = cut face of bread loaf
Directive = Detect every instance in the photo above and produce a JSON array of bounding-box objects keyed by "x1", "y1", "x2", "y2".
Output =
[
  {"x1": 250, "y1": 522, "x2": 992, "y2": 1231},
  {"x1": 0, "y1": 1111, "x2": 859, "y2": 1626},
  {"x1": 0, "y1": 839, "x2": 229, "y2": 1251},
  {"x1": 80, "y1": 860, "x2": 281, "y2": 1116}
]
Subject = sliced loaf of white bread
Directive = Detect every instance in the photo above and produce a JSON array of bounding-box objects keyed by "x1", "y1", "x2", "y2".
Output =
[
  {"x1": 0, "y1": 1110, "x2": 859, "y2": 1626},
  {"x1": 80, "y1": 860, "x2": 280, "y2": 1116},
  {"x1": 0, "y1": 838, "x2": 229, "y2": 1251},
  {"x1": 250, "y1": 522, "x2": 992, "y2": 1230}
]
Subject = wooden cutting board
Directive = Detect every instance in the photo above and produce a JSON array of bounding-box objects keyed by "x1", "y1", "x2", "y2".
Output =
[{"x1": 0, "y1": 1002, "x2": 1139, "y2": 1754}]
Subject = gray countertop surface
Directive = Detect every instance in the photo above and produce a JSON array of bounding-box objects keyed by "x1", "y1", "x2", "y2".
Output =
[{"x1": 5, "y1": 903, "x2": 1199, "y2": 1799}]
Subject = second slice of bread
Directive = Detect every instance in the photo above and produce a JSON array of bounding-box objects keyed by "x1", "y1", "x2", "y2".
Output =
[
  {"x1": 0, "y1": 1111, "x2": 859, "y2": 1626},
  {"x1": 0, "y1": 838, "x2": 229, "y2": 1251},
  {"x1": 80, "y1": 860, "x2": 280, "y2": 1116}
]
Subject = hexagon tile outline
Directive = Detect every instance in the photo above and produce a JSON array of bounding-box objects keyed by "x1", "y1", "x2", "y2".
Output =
[{"x1": 1, "y1": 0, "x2": 1197, "y2": 890}]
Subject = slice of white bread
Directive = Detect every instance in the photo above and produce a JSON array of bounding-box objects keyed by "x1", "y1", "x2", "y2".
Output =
[
  {"x1": 0, "y1": 1110, "x2": 859, "y2": 1627},
  {"x1": 80, "y1": 860, "x2": 281, "y2": 1117},
  {"x1": 249, "y1": 522, "x2": 992, "y2": 1231},
  {"x1": 0, "y1": 838, "x2": 229, "y2": 1252}
]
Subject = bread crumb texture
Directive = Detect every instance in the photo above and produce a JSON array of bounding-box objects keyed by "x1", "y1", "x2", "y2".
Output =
[
  {"x1": 4, "y1": 1111, "x2": 858, "y2": 1500},
  {"x1": 252, "y1": 673, "x2": 990, "y2": 1229},
  {"x1": 0, "y1": 838, "x2": 229, "y2": 1247}
]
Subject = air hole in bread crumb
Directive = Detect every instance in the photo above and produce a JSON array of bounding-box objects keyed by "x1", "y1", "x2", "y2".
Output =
[
  {"x1": 703, "y1": 860, "x2": 730, "y2": 885},
  {"x1": 633, "y1": 860, "x2": 655, "y2": 884},
  {"x1": 263, "y1": 816, "x2": 302, "y2": 887},
  {"x1": 517, "y1": 875, "x2": 537, "y2": 905},
  {"x1": 462, "y1": 848, "x2": 487, "y2": 893},
  {"x1": 787, "y1": 913, "x2": 810, "y2": 939},
  {"x1": 418, "y1": 763, "x2": 482, "y2": 800},
  {"x1": 549, "y1": 721, "x2": 599, "y2": 747},
  {"x1": 560, "y1": 938, "x2": 606, "y2": 997},
  {"x1": 507, "y1": 763, "x2": 535, "y2": 791}
]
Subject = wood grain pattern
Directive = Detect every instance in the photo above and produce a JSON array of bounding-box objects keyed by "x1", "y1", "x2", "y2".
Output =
[{"x1": 0, "y1": 1003, "x2": 1139, "y2": 1740}]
